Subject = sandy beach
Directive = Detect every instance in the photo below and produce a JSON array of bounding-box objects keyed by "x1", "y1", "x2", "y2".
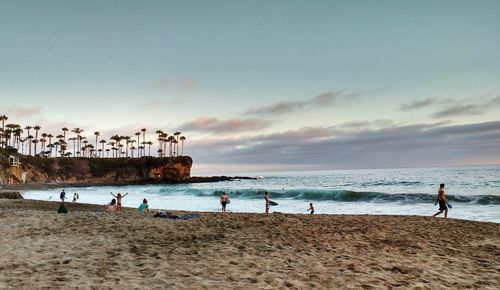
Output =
[{"x1": 0, "y1": 199, "x2": 498, "y2": 289}]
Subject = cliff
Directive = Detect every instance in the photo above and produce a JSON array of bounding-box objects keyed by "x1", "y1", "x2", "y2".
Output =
[{"x1": 0, "y1": 151, "x2": 193, "y2": 185}]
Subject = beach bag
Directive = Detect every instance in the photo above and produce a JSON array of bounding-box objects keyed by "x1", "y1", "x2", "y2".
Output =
[{"x1": 58, "y1": 203, "x2": 68, "y2": 214}]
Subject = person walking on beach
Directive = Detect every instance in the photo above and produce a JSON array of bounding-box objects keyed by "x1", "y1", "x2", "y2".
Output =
[
  {"x1": 72, "y1": 192, "x2": 79, "y2": 203},
  {"x1": 138, "y1": 199, "x2": 149, "y2": 213},
  {"x1": 60, "y1": 189, "x2": 66, "y2": 202},
  {"x1": 264, "y1": 191, "x2": 271, "y2": 214},
  {"x1": 220, "y1": 191, "x2": 228, "y2": 212},
  {"x1": 110, "y1": 192, "x2": 128, "y2": 211},
  {"x1": 307, "y1": 203, "x2": 315, "y2": 214},
  {"x1": 433, "y1": 184, "x2": 448, "y2": 218}
]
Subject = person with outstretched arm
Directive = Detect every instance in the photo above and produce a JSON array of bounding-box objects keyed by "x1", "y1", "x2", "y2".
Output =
[
  {"x1": 433, "y1": 184, "x2": 448, "y2": 218},
  {"x1": 110, "y1": 192, "x2": 128, "y2": 211}
]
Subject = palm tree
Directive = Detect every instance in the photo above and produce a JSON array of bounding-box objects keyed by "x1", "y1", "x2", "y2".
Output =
[
  {"x1": 100, "y1": 140, "x2": 106, "y2": 157},
  {"x1": 55, "y1": 135, "x2": 62, "y2": 154},
  {"x1": 94, "y1": 131, "x2": 100, "y2": 155},
  {"x1": 173, "y1": 132, "x2": 181, "y2": 157},
  {"x1": 32, "y1": 139, "x2": 39, "y2": 156},
  {"x1": 82, "y1": 140, "x2": 89, "y2": 157},
  {"x1": 24, "y1": 126, "x2": 32, "y2": 155},
  {"x1": 105, "y1": 148, "x2": 110, "y2": 158},
  {"x1": 130, "y1": 146, "x2": 136, "y2": 158},
  {"x1": 54, "y1": 142, "x2": 61, "y2": 158},
  {"x1": 41, "y1": 133, "x2": 47, "y2": 153},
  {"x1": 146, "y1": 141, "x2": 153, "y2": 156},
  {"x1": 0, "y1": 115, "x2": 8, "y2": 147},
  {"x1": 71, "y1": 128, "x2": 83, "y2": 157},
  {"x1": 134, "y1": 132, "x2": 141, "y2": 157},
  {"x1": 61, "y1": 127, "x2": 68, "y2": 143},
  {"x1": 180, "y1": 136, "x2": 186, "y2": 156},
  {"x1": 33, "y1": 126, "x2": 41, "y2": 155},
  {"x1": 68, "y1": 137, "x2": 77, "y2": 156},
  {"x1": 19, "y1": 137, "x2": 26, "y2": 154},
  {"x1": 107, "y1": 141, "x2": 116, "y2": 157},
  {"x1": 167, "y1": 136, "x2": 175, "y2": 158},
  {"x1": 124, "y1": 136, "x2": 131, "y2": 158}
]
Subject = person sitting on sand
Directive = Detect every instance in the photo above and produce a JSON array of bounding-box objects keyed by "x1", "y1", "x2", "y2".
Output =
[
  {"x1": 110, "y1": 192, "x2": 128, "y2": 211},
  {"x1": 264, "y1": 191, "x2": 271, "y2": 214},
  {"x1": 307, "y1": 203, "x2": 315, "y2": 214},
  {"x1": 138, "y1": 199, "x2": 149, "y2": 213},
  {"x1": 106, "y1": 198, "x2": 117, "y2": 212},
  {"x1": 433, "y1": 184, "x2": 448, "y2": 218},
  {"x1": 220, "y1": 191, "x2": 228, "y2": 213}
]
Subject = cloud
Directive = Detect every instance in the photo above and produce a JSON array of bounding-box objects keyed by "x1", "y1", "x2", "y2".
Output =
[
  {"x1": 432, "y1": 95, "x2": 500, "y2": 118},
  {"x1": 181, "y1": 117, "x2": 272, "y2": 134},
  {"x1": 433, "y1": 104, "x2": 485, "y2": 117},
  {"x1": 400, "y1": 98, "x2": 436, "y2": 110},
  {"x1": 245, "y1": 91, "x2": 342, "y2": 116},
  {"x1": 185, "y1": 120, "x2": 500, "y2": 170},
  {"x1": 0, "y1": 105, "x2": 41, "y2": 119}
]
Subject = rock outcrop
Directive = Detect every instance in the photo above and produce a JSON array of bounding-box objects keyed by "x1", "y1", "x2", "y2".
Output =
[
  {"x1": 0, "y1": 191, "x2": 23, "y2": 199},
  {"x1": 2, "y1": 155, "x2": 193, "y2": 185}
]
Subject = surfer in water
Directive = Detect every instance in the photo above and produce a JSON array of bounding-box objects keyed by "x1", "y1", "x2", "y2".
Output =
[
  {"x1": 264, "y1": 191, "x2": 271, "y2": 214},
  {"x1": 220, "y1": 191, "x2": 228, "y2": 213},
  {"x1": 433, "y1": 183, "x2": 448, "y2": 218}
]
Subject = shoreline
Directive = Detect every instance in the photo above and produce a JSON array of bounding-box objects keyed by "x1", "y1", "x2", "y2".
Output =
[
  {"x1": 2, "y1": 175, "x2": 257, "y2": 191},
  {"x1": 0, "y1": 199, "x2": 498, "y2": 288}
]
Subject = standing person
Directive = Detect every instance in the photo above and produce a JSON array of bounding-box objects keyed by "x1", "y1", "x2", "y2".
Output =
[
  {"x1": 264, "y1": 191, "x2": 271, "y2": 214},
  {"x1": 60, "y1": 189, "x2": 66, "y2": 202},
  {"x1": 110, "y1": 192, "x2": 128, "y2": 211},
  {"x1": 433, "y1": 184, "x2": 448, "y2": 218},
  {"x1": 138, "y1": 199, "x2": 149, "y2": 213},
  {"x1": 307, "y1": 203, "x2": 315, "y2": 214},
  {"x1": 72, "y1": 192, "x2": 78, "y2": 203},
  {"x1": 220, "y1": 191, "x2": 228, "y2": 212}
]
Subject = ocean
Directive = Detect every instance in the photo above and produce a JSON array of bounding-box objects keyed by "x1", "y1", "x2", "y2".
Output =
[{"x1": 22, "y1": 165, "x2": 500, "y2": 223}]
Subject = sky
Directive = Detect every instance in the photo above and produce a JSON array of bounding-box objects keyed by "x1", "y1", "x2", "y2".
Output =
[{"x1": 0, "y1": 0, "x2": 499, "y2": 174}]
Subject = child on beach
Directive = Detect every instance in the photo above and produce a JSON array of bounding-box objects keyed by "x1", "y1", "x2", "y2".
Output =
[
  {"x1": 264, "y1": 191, "x2": 271, "y2": 214},
  {"x1": 220, "y1": 191, "x2": 228, "y2": 212},
  {"x1": 110, "y1": 192, "x2": 128, "y2": 211},
  {"x1": 106, "y1": 198, "x2": 116, "y2": 212},
  {"x1": 72, "y1": 192, "x2": 79, "y2": 203},
  {"x1": 307, "y1": 203, "x2": 315, "y2": 214},
  {"x1": 138, "y1": 199, "x2": 149, "y2": 213}
]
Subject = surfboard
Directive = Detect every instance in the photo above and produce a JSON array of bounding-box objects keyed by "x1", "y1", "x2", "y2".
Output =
[
  {"x1": 447, "y1": 203, "x2": 452, "y2": 209},
  {"x1": 270, "y1": 201, "x2": 278, "y2": 206},
  {"x1": 227, "y1": 199, "x2": 231, "y2": 205}
]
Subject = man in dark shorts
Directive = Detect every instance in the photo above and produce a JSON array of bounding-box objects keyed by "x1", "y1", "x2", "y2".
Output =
[
  {"x1": 433, "y1": 184, "x2": 448, "y2": 218},
  {"x1": 220, "y1": 191, "x2": 228, "y2": 212}
]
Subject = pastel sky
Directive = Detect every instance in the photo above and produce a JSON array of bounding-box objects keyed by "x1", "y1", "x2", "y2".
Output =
[{"x1": 1, "y1": 0, "x2": 499, "y2": 174}]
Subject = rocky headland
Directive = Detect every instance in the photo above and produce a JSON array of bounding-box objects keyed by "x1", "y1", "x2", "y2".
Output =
[{"x1": 0, "y1": 150, "x2": 254, "y2": 188}]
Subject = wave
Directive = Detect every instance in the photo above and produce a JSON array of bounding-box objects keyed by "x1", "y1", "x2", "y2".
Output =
[{"x1": 202, "y1": 189, "x2": 499, "y2": 205}]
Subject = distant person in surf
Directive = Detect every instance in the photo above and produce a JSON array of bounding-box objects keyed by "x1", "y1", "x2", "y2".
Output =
[
  {"x1": 220, "y1": 191, "x2": 228, "y2": 212},
  {"x1": 433, "y1": 183, "x2": 448, "y2": 218},
  {"x1": 110, "y1": 192, "x2": 128, "y2": 211},
  {"x1": 264, "y1": 191, "x2": 271, "y2": 214},
  {"x1": 307, "y1": 203, "x2": 315, "y2": 214},
  {"x1": 60, "y1": 189, "x2": 66, "y2": 202}
]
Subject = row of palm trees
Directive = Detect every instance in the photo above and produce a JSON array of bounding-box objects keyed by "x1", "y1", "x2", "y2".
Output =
[{"x1": 0, "y1": 114, "x2": 187, "y2": 159}]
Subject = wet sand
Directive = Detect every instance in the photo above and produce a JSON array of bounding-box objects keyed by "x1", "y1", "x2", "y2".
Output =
[{"x1": 0, "y1": 199, "x2": 498, "y2": 289}]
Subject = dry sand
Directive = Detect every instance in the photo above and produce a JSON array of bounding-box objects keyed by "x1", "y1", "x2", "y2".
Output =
[{"x1": 0, "y1": 199, "x2": 498, "y2": 289}]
